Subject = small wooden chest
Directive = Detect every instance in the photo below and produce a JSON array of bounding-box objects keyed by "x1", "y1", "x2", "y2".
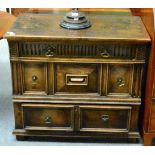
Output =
[{"x1": 4, "y1": 13, "x2": 150, "y2": 142}]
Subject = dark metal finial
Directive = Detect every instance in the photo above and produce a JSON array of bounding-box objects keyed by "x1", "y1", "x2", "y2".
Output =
[{"x1": 60, "y1": 8, "x2": 91, "y2": 30}]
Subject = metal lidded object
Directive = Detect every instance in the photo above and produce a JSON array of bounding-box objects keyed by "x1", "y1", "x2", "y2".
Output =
[{"x1": 60, "y1": 8, "x2": 91, "y2": 30}]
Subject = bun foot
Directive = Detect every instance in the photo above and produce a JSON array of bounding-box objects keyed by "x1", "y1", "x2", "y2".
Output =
[{"x1": 16, "y1": 135, "x2": 27, "y2": 141}]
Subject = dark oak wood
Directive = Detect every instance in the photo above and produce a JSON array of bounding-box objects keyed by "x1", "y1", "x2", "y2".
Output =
[
  {"x1": 108, "y1": 64, "x2": 133, "y2": 95},
  {"x1": 4, "y1": 14, "x2": 150, "y2": 42},
  {"x1": 22, "y1": 104, "x2": 74, "y2": 131},
  {"x1": 5, "y1": 13, "x2": 150, "y2": 142},
  {"x1": 79, "y1": 105, "x2": 131, "y2": 132},
  {"x1": 22, "y1": 62, "x2": 47, "y2": 94},
  {"x1": 55, "y1": 63, "x2": 99, "y2": 94},
  {"x1": 8, "y1": 41, "x2": 148, "y2": 61}
]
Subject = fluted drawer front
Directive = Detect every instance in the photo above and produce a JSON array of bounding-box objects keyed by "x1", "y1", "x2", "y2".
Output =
[
  {"x1": 22, "y1": 104, "x2": 74, "y2": 131},
  {"x1": 9, "y1": 41, "x2": 147, "y2": 60},
  {"x1": 79, "y1": 105, "x2": 132, "y2": 132}
]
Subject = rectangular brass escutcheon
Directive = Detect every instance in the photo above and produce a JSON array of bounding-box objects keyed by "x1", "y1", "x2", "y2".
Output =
[{"x1": 66, "y1": 74, "x2": 88, "y2": 86}]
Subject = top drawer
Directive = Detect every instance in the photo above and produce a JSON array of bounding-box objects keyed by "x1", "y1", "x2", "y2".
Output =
[{"x1": 9, "y1": 41, "x2": 147, "y2": 60}]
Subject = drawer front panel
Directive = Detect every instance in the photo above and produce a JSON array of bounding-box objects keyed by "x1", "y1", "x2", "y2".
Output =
[
  {"x1": 22, "y1": 62, "x2": 47, "y2": 94},
  {"x1": 22, "y1": 104, "x2": 74, "y2": 131},
  {"x1": 107, "y1": 64, "x2": 133, "y2": 96},
  {"x1": 79, "y1": 105, "x2": 131, "y2": 132},
  {"x1": 55, "y1": 63, "x2": 99, "y2": 94},
  {"x1": 10, "y1": 42, "x2": 146, "y2": 60}
]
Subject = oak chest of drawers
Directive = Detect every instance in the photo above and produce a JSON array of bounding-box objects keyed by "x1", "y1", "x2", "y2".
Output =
[{"x1": 5, "y1": 13, "x2": 151, "y2": 142}]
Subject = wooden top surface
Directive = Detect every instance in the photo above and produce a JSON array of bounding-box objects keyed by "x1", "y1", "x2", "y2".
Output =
[
  {"x1": 0, "y1": 11, "x2": 16, "y2": 39},
  {"x1": 4, "y1": 13, "x2": 151, "y2": 42}
]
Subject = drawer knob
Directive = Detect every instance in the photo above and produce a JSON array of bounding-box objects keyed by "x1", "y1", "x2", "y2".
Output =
[
  {"x1": 100, "y1": 50, "x2": 110, "y2": 58},
  {"x1": 116, "y1": 77, "x2": 125, "y2": 87},
  {"x1": 101, "y1": 115, "x2": 109, "y2": 123},
  {"x1": 44, "y1": 116, "x2": 52, "y2": 124},
  {"x1": 32, "y1": 75, "x2": 38, "y2": 82}
]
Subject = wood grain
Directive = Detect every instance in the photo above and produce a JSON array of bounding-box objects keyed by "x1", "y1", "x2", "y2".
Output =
[{"x1": 4, "y1": 13, "x2": 150, "y2": 42}]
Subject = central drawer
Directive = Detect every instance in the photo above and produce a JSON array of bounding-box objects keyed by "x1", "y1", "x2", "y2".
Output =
[
  {"x1": 22, "y1": 104, "x2": 74, "y2": 131},
  {"x1": 55, "y1": 63, "x2": 100, "y2": 94}
]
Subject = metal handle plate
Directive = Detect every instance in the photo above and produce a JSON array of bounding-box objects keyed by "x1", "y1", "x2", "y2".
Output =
[
  {"x1": 100, "y1": 50, "x2": 110, "y2": 58},
  {"x1": 32, "y1": 75, "x2": 38, "y2": 82},
  {"x1": 44, "y1": 116, "x2": 52, "y2": 124},
  {"x1": 101, "y1": 115, "x2": 109, "y2": 123},
  {"x1": 45, "y1": 51, "x2": 54, "y2": 57},
  {"x1": 45, "y1": 46, "x2": 55, "y2": 57},
  {"x1": 66, "y1": 74, "x2": 88, "y2": 86},
  {"x1": 116, "y1": 77, "x2": 125, "y2": 87}
]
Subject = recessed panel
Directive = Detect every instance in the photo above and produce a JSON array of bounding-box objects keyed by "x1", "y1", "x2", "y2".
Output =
[
  {"x1": 108, "y1": 64, "x2": 133, "y2": 95},
  {"x1": 22, "y1": 104, "x2": 74, "y2": 131},
  {"x1": 79, "y1": 105, "x2": 131, "y2": 132},
  {"x1": 55, "y1": 63, "x2": 99, "y2": 94},
  {"x1": 22, "y1": 62, "x2": 46, "y2": 94}
]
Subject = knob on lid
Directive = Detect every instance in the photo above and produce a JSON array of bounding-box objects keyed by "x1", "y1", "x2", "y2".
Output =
[{"x1": 60, "y1": 9, "x2": 91, "y2": 30}]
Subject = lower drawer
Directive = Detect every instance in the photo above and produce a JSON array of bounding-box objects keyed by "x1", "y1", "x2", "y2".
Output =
[
  {"x1": 79, "y1": 105, "x2": 132, "y2": 132},
  {"x1": 18, "y1": 103, "x2": 134, "y2": 133},
  {"x1": 22, "y1": 104, "x2": 74, "y2": 131}
]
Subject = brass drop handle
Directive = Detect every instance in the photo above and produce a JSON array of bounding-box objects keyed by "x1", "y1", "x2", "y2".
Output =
[
  {"x1": 44, "y1": 116, "x2": 52, "y2": 124},
  {"x1": 101, "y1": 115, "x2": 109, "y2": 123},
  {"x1": 100, "y1": 50, "x2": 110, "y2": 58},
  {"x1": 45, "y1": 51, "x2": 54, "y2": 57},
  {"x1": 32, "y1": 75, "x2": 38, "y2": 82},
  {"x1": 45, "y1": 46, "x2": 55, "y2": 57},
  {"x1": 116, "y1": 77, "x2": 125, "y2": 87}
]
